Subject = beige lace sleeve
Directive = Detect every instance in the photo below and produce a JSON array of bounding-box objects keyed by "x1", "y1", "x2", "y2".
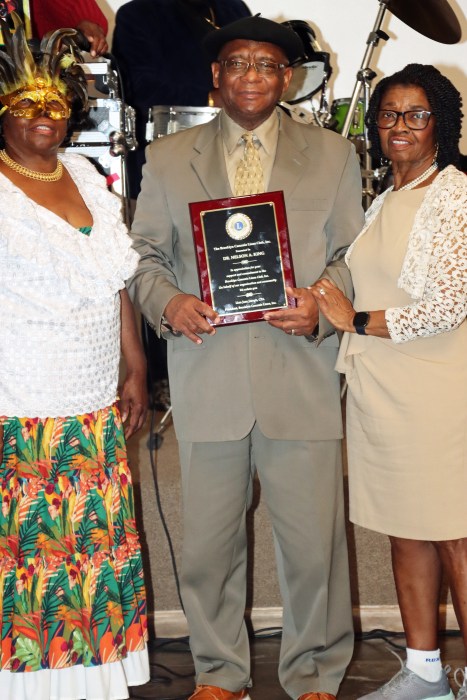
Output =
[{"x1": 386, "y1": 167, "x2": 467, "y2": 343}]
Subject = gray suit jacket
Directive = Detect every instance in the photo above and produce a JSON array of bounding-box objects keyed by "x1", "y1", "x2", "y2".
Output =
[{"x1": 128, "y1": 110, "x2": 364, "y2": 442}]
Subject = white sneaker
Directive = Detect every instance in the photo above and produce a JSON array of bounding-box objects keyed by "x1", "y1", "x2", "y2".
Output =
[{"x1": 455, "y1": 669, "x2": 467, "y2": 700}]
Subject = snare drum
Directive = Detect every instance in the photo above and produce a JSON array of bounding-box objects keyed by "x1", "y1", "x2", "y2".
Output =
[
  {"x1": 331, "y1": 98, "x2": 365, "y2": 136},
  {"x1": 146, "y1": 106, "x2": 220, "y2": 141}
]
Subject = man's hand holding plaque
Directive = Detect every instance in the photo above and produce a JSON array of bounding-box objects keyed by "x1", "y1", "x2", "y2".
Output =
[
  {"x1": 164, "y1": 293, "x2": 220, "y2": 345},
  {"x1": 264, "y1": 286, "x2": 319, "y2": 338}
]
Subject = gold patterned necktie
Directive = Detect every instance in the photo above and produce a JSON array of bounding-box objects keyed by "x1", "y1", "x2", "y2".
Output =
[{"x1": 234, "y1": 132, "x2": 265, "y2": 196}]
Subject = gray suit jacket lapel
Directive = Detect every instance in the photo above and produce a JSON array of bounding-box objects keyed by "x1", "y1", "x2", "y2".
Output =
[
  {"x1": 191, "y1": 115, "x2": 233, "y2": 199},
  {"x1": 270, "y1": 114, "x2": 309, "y2": 197}
]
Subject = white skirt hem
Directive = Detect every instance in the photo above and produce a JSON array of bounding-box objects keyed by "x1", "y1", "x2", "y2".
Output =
[{"x1": 0, "y1": 647, "x2": 150, "y2": 700}]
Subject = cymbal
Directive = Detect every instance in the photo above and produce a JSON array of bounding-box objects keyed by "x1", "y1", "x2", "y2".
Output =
[{"x1": 387, "y1": 0, "x2": 462, "y2": 44}]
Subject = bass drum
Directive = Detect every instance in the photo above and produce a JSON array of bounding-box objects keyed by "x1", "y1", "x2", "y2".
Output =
[
  {"x1": 281, "y1": 19, "x2": 331, "y2": 105},
  {"x1": 330, "y1": 98, "x2": 365, "y2": 136},
  {"x1": 146, "y1": 105, "x2": 220, "y2": 141},
  {"x1": 330, "y1": 98, "x2": 365, "y2": 153}
]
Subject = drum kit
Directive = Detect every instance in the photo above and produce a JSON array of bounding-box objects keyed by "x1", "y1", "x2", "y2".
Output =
[
  {"x1": 64, "y1": 0, "x2": 461, "y2": 214},
  {"x1": 335, "y1": 0, "x2": 462, "y2": 206},
  {"x1": 141, "y1": 0, "x2": 461, "y2": 209},
  {"x1": 283, "y1": 0, "x2": 461, "y2": 206}
]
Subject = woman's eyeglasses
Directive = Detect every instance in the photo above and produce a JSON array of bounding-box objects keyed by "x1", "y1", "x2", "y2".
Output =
[{"x1": 376, "y1": 110, "x2": 434, "y2": 130}]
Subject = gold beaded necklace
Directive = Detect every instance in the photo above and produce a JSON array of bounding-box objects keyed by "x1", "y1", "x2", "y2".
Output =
[{"x1": 0, "y1": 149, "x2": 63, "y2": 182}]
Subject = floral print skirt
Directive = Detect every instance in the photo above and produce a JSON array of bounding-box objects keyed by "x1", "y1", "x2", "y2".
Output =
[{"x1": 0, "y1": 405, "x2": 149, "y2": 678}]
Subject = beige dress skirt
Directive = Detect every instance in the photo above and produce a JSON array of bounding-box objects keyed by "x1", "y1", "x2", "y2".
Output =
[{"x1": 337, "y1": 188, "x2": 467, "y2": 541}]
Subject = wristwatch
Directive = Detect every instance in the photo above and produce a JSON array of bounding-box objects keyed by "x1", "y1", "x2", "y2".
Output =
[{"x1": 353, "y1": 311, "x2": 370, "y2": 335}]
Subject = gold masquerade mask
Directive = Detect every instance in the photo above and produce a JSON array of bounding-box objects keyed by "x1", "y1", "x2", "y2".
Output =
[
  {"x1": 1, "y1": 79, "x2": 71, "y2": 120},
  {"x1": 0, "y1": 12, "x2": 87, "y2": 121}
]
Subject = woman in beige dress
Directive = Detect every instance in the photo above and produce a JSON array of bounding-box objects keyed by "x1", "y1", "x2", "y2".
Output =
[{"x1": 311, "y1": 64, "x2": 466, "y2": 700}]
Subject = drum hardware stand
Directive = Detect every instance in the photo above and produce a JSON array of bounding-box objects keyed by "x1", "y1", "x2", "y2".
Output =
[
  {"x1": 108, "y1": 101, "x2": 137, "y2": 227},
  {"x1": 280, "y1": 102, "x2": 316, "y2": 125},
  {"x1": 85, "y1": 60, "x2": 120, "y2": 100},
  {"x1": 108, "y1": 131, "x2": 132, "y2": 227},
  {"x1": 342, "y1": 0, "x2": 391, "y2": 208},
  {"x1": 316, "y1": 79, "x2": 334, "y2": 128},
  {"x1": 145, "y1": 107, "x2": 155, "y2": 143},
  {"x1": 148, "y1": 405, "x2": 173, "y2": 450},
  {"x1": 280, "y1": 79, "x2": 333, "y2": 129},
  {"x1": 72, "y1": 58, "x2": 138, "y2": 227}
]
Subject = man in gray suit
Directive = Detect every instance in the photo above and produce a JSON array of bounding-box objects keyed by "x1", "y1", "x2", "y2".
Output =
[{"x1": 128, "y1": 15, "x2": 364, "y2": 700}]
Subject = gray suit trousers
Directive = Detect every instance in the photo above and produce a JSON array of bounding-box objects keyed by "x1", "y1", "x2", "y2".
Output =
[{"x1": 178, "y1": 423, "x2": 353, "y2": 698}]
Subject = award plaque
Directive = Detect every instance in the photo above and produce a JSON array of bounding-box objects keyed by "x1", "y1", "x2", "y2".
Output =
[{"x1": 190, "y1": 191, "x2": 295, "y2": 325}]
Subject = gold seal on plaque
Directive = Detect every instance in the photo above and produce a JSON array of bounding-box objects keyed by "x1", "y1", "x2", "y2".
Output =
[{"x1": 225, "y1": 212, "x2": 253, "y2": 240}]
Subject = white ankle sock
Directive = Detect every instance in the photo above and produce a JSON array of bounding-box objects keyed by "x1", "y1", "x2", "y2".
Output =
[{"x1": 406, "y1": 647, "x2": 442, "y2": 682}]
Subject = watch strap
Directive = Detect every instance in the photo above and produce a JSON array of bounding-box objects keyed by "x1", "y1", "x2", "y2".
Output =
[{"x1": 353, "y1": 311, "x2": 370, "y2": 336}]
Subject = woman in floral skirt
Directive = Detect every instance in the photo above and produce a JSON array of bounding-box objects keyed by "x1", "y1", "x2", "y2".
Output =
[{"x1": 0, "y1": 13, "x2": 150, "y2": 699}]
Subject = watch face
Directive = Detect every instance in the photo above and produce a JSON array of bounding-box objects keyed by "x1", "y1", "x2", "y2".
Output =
[{"x1": 353, "y1": 311, "x2": 370, "y2": 334}]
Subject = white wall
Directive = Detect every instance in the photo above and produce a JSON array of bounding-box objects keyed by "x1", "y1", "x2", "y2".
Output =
[{"x1": 102, "y1": 0, "x2": 467, "y2": 152}]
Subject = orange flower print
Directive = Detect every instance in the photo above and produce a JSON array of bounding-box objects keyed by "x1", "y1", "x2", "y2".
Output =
[
  {"x1": 125, "y1": 620, "x2": 147, "y2": 652},
  {"x1": 82, "y1": 418, "x2": 91, "y2": 440},
  {"x1": 45, "y1": 483, "x2": 56, "y2": 497},
  {"x1": 10, "y1": 656, "x2": 21, "y2": 671},
  {"x1": 106, "y1": 602, "x2": 124, "y2": 628},
  {"x1": 48, "y1": 497, "x2": 62, "y2": 520},
  {"x1": 21, "y1": 421, "x2": 34, "y2": 443},
  {"x1": 15, "y1": 572, "x2": 27, "y2": 595},
  {"x1": 2, "y1": 494, "x2": 10, "y2": 518},
  {"x1": 48, "y1": 636, "x2": 70, "y2": 669},
  {"x1": 98, "y1": 631, "x2": 119, "y2": 664}
]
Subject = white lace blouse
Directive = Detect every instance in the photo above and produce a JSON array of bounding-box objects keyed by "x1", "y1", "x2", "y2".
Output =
[
  {"x1": 0, "y1": 154, "x2": 139, "y2": 418},
  {"x1": 346, "y1": 165, "x2": 467, "y2": 343}
]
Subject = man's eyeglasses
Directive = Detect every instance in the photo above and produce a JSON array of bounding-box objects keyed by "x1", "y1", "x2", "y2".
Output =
[
  {"x1": 376, "y1": 110, "x2": 434, "y2": 130},
  {"x1": 219, "y1": 59, "x2": 287, "y2": 76}
]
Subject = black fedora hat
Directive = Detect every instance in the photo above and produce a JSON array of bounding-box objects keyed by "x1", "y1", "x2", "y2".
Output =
[{"x1": 203, "y1": 14, "x2": 305, "y2": 64}]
